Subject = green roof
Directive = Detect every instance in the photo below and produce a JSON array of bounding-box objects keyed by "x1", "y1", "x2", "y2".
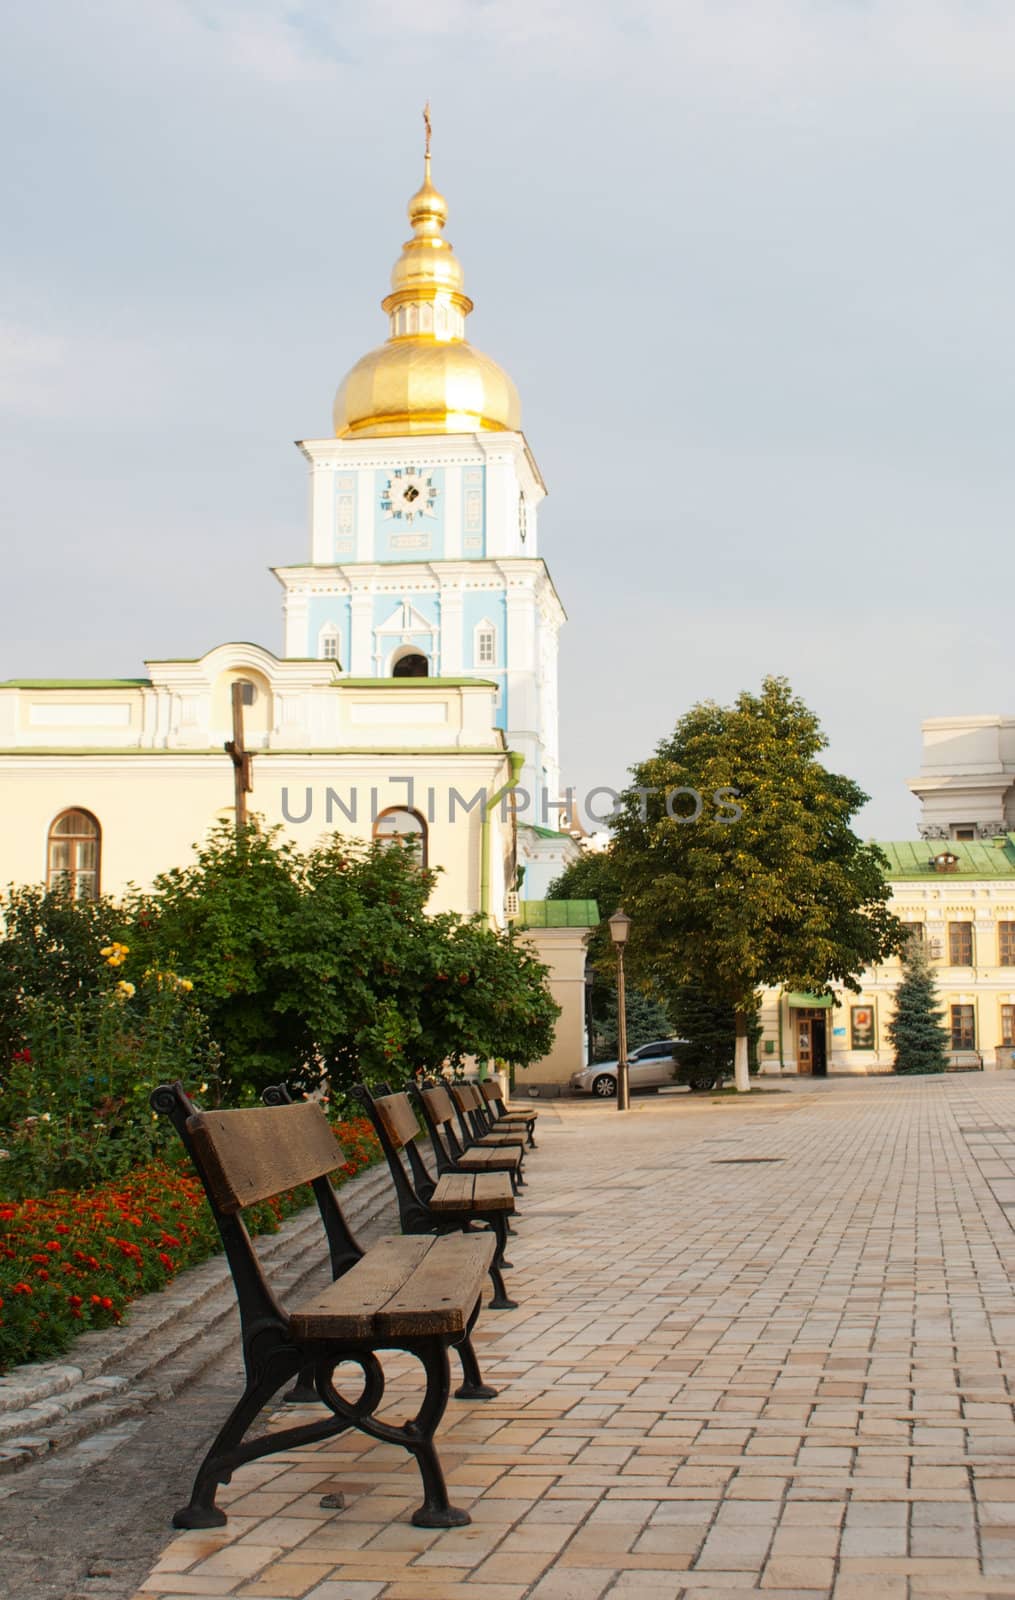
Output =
[
  {"x1": 0, "y1": 679, "x2": 148, "y2": 689},
  {"x1": 338, "y1": 677, "x2": 498, "y2": 689},
  {"x1": 515, "y1": 899, "x2": 599, "y2": 928},
  {"x1": 879, "y1": 835, "x2": 1015, "y2": 880}
]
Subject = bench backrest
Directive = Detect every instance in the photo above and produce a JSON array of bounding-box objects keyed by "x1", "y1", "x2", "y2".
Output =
[
  {"x1": 419, "y1": 1084, "x2": 456, "y2": 1127},
  {"x1": 186, "y1": 1101, "x2": 344, "y2": 1215},
  {"x1": 479, "y1": 1080, "x2": 502, "y2": 1106},
  {"x1": 449, "y1": 1083, "x2": 481, "y2": 1115},
  {"x1": 373, "y1": 1091, "x2": 423, "y2": 1152}
]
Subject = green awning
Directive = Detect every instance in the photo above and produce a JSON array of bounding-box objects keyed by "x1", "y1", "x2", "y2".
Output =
[{"x1": 785, "y1": 991, "x2": 833, "y2": 1009}]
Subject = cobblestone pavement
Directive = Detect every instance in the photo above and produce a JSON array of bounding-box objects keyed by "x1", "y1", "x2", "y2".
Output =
[{"x1": 31, "y1": 1073, "x2": 1015, "y2": 1600}]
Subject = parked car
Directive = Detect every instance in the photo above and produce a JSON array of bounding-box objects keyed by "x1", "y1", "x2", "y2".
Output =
[{"x1": 569, "y1": 1039, "x2": 725, "y2": 1098}]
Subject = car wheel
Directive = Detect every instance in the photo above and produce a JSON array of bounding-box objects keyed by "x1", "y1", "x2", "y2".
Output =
[
  {"x1": 689, "y1": 1073, "x2": 717, "y2": 1092},
  {"x1": 592, "y1": 1074, "x2": 618, "y2": 1098}
]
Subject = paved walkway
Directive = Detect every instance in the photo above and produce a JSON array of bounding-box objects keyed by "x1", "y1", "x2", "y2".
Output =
[{"x1": 131, "y1": 1075, "x2": 1015, "y2": 1600}]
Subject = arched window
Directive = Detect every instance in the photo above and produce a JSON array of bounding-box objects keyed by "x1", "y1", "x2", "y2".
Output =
[
  {"x1": 391, "y1": 649, "x2": 429, "y2": 678},
  {"x1": 47, "y1": 809, "x2": 100, "y2": 900},
  {"x1": 476, "y1": 626, "x2": 496, "y2": 666},
  {"x1": 318, "y1": 624, "x2": 340, "y2": 662},
  {"x1": 373, "y1": 807, "x2": 427, "y2": 867}
]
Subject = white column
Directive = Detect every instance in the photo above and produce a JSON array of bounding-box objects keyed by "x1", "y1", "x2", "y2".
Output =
[
  {"x1": 357, "y1": 467, "x2": 375, "y2": 562},
  {"x1": 282, "y1": 587, "x2": 309, "y2": 657},
  {"x1": 443, "y1": 466, "x2": 462, "y2": 558},
  {"x1": 310, "y1": 465, "x2": 334, "y2": 563},
  {"x1": 349, "y1": 590, "x2": 374, "y2": 675},
  {"x1": 439, "y1": 585, "x2": 464, "y2": 675},
  {"x1": 485, "y1": 455, "x2": 515, "y2": 559}
]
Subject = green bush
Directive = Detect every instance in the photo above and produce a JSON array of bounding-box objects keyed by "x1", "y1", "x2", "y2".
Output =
[{"x1": 2, "y1": 957, "x2": 218, "y2": 1199}]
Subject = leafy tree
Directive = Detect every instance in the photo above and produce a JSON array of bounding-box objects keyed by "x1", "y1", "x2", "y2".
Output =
[
  {"x1": 591, "y1": 985, "x2": 673, "y2": 1062},
  {"x1": 0, "y1": 883, "x2": 121, "y2": 1064},
  {"x1": 611, "y1": 677, "x2": 904, "y2": 1091},
  {"x1": 122, "y1": 822, "x2": 557, "y2": 1099},
  {"x1": 122, "y1": 824, "x2": 311, "y2": 1094},
  {"x1": 887, "y1": 937, "x2": 950, "y2": 1074},
  {"x1": 668, "y1": 984, "x2": 761, "y2": 1078}
]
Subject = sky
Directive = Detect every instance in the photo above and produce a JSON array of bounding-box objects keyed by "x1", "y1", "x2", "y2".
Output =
[{"x1": 3, "y1": 0, "x2": 1014, "y2": 839}]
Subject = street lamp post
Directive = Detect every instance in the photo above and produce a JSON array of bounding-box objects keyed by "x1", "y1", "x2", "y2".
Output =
[{"x1": 609, "y1": 909, "x2": 632, "y2": 1111}]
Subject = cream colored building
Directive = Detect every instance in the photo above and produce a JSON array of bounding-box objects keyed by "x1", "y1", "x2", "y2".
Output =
[
  {"x1": 510, "y1": 899, "x2": 599, "y2": 1091},
  {"x1": 0, "y1": 140, "x2": 588, "y2": 1076},
  {"x1": 0, "y1": 644, "x2": 517, "y2": 920},
  {"x1": 759, "y1": 845, "x2": 1015, "y2": 1076}
]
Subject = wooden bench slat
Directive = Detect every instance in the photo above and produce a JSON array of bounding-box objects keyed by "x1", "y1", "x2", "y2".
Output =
[
  {"x1": 430, "y1": 1172, "x2": 474, "y2": 1209},
  {"x1": 420, "y1": 1084, "x2": 456, "y2": 1124},
  {"x1": 289, "y1": 1233, "x2": 495, "y2": 1339},
  {"x1": 454, "y1": 1147, "x2": 522, "y2": 1172},
  {"x1": 374, "y1": 1092, "x2": 421, "y2": 1151},
  {"x1": 375, "y1": 1233, "x2": 496, "y2": 1336},
  {"x1": 429, "y1": 1171, "x2": 514, "y2": 1212},
  {"x1": 186, "y1": 1103, "x2": 343, "y2": 1215},
  {"x1": 289, "y1": 1235, "x2": 432, "y2": 1339}
]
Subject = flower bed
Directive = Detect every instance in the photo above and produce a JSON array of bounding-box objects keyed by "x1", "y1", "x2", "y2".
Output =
[{"x1": 0, "y1": 1116, "x2": 382, "y2": 1373}]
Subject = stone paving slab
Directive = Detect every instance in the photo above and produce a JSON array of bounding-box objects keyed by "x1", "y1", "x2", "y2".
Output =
[{"x1": 109, "y1": 1073, "x2": 1015, "y2": 1597}]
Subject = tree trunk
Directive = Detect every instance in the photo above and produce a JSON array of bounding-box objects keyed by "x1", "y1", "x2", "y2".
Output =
[{"x1": 734, "y1": 1009, "x2": 750, "y2": 1093}]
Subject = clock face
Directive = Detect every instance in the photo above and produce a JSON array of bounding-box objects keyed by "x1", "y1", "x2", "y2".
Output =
[{"x1": 381, "y1": 468, "x2": 438, "y2": 525}]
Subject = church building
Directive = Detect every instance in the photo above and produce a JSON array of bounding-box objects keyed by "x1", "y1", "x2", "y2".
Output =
[{"x1": 0, "y1": 138, "x2": 579, "y2": 923}]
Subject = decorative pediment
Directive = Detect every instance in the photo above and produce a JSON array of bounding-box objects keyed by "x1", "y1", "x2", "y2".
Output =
[{"x1": 376, "y1": 600, "x2": 435, "y2": 637}]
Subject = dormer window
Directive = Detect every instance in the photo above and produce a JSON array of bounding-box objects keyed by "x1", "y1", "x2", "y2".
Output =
[{"x1": 933, "y1": 850, "x2": 959, "y2": 872}]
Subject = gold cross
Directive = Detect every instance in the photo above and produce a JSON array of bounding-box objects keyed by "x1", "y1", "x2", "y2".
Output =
[{"x1": 423, "y1": 101, "x2": 432, "y2": 160}]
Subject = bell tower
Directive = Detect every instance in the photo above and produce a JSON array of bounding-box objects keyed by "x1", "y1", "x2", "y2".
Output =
[{"x1": 274, "y1": 116, "x2": 565, "y2": 822}]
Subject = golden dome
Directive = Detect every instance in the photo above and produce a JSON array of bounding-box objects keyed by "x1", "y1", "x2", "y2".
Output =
[{"x1": 333, "y1": 145, "x2": 520, "y2": 439}]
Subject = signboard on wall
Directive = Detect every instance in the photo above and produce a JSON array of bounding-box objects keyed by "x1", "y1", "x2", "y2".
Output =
[{"x1": 851, "y1": 1005, "x2": 875, "y2": 1050}]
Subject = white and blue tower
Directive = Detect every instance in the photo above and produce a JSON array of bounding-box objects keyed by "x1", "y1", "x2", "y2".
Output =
[{"x1": 274, "y1": 135, "x2": 566, "y2": 847}]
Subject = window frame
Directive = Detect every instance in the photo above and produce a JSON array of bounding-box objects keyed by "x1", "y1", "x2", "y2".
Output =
[
  {"x1": 46, "y1": 808, "x2": 101, "y2": 901},
  {"x1": 950, "y1": 1004, "x2": 976, "y2": 1050},
  {"x1": 372, "y1": 806, "x2": 428, "y2": 868},
  {"x1": 948, "y1": 921, "x2": 974, "y2": 966},
  {"x1": 999, "y1": 922, "x2": 1015, "y2": 967}
]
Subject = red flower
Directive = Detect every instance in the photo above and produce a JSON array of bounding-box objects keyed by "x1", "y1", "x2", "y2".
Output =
[
  {"x1": 11, "y1": 1283, "x2": 33, "y2": 1296},
  {"x1": 45, "y1": 1240, "x2": 62, "y2": 1253},
  {"x1": 68, "y1": 1295, "x2": 83, "y2": 1308}
]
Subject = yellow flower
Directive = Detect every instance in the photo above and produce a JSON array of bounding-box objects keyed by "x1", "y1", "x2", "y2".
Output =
[
  {"x1": 102, "y1": 941, "x2": 130, "y2": 968},
  {"x1": 178, "y1": 978, "x2": 194, "y2": 993},
  {"x1": 116, "y1": 980, "x2": 136, "y2": 998}
]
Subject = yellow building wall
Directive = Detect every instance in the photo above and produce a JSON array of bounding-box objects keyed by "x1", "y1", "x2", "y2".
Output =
[
  {"x1": 513, "y1": 925, "x2": 592, "y2": 1090},
  {"x1": 0, "y1": 754, "x2": 512, "y2": 921},
  {"x1": 757, "y1": 880, "x2": 1015, "y2": 1074}
]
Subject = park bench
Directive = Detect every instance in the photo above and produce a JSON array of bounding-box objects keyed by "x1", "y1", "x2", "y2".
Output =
[
  {"x1": 947, "y1": 1050, "x2": 984, "y2": 1072},
  {"x1": 448, "y1": 1082, "x2": 529, "y2": 1155},
  {"x1": 353, "y1": 1083, "x2": 518, "y2": 1310},
  {"x1": 476, "y1": 1077, "x2": 538, "y2": 1147},
  {"x1": 413, "y1": 1082, "x2": 525, "y2": 1191},
  {"x1": 151, "y1": 1081, "x2": 498, "y2": 1532}
]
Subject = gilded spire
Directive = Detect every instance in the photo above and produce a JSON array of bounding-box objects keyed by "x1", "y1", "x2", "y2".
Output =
[{"x1": 331, "y1": 115, "x2": 521, "y2": 438}]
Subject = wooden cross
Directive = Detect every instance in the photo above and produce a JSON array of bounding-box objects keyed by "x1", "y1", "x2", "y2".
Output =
[{"x1": 225, "y1": 681, "x2": 253, "y2": 832}]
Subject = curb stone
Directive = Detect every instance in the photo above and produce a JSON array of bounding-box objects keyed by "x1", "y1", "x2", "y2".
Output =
[{"x1": 0, "y1": 1161, "x2": 396, "y2": 1473}]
